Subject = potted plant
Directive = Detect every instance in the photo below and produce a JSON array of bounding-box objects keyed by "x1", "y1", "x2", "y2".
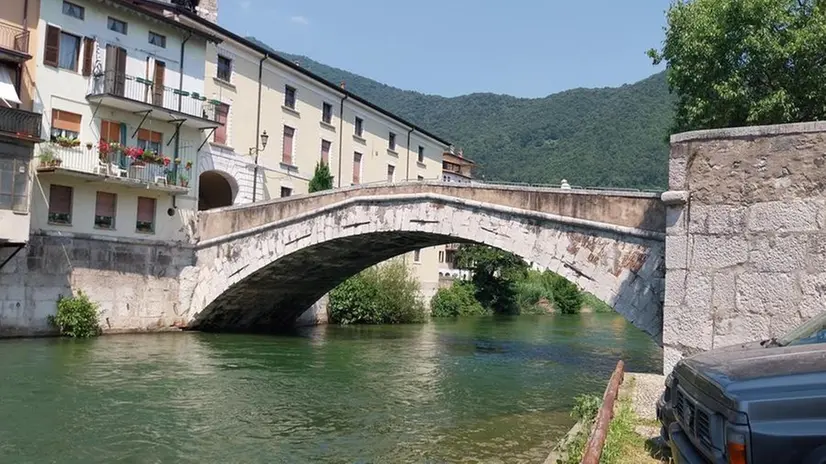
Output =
[
  {"x1": 179, "y1": 174, "x2": 189, "y2": 188},
  {"x1": 85, "y1": 142, "x2": 93, "y2": 150},
  {"x1": 125, "y1": 146, "x2": 146, "y2": 166},
  {"x1": 39, "y1": 147, "x2": 55, "y2": 167}
]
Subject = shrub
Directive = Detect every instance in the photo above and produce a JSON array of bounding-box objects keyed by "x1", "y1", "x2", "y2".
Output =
[
  {"x1": 431, "y1": 281, "x2": 487, "y2": 317},
  {"x1": 48, "y1": 291, "x2": 101, "y2": 338},
  {"x1": 515, "y1": 270, "x2": 555, "y2": 314},
  {"x1": 329, "y1": 260, "x2": 426, "y2": 325},
  {"x1": 548, "y1": 273, "x2": 583, "y2": 314},
  {"x1": 571, "y1": 393, "x2": 601, "y2": 422},
  {"x1": 308, "y1": 161, "x2": 334, "y2": 193}
]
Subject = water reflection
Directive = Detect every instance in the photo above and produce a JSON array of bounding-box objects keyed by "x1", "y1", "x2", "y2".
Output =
[{"x1": 0, "y1": 314, "x2": 660, "y2": 463}]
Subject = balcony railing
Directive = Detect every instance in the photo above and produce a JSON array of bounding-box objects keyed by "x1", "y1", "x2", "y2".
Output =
[
  {"x1": 88, "y1": 70, "x2": 221, "y2": 122},
  {"x1": 36, "y1": 142, "x2": 195, "y2": 190},
  {"x1": 0, "y1": 106, "x2": 42, "y2": 140},
  {"x1": 0, "y1": 23, "x2": 29, "y2": 56}
]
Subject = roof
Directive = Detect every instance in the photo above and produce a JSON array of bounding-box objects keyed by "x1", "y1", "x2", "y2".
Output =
[
  {"x1": 129, "y1": 0, "x2": 452, "y2": 148},
  {"x1": 100, "y1": 0, "x2": 223, "y2": 42},
  {"x1": 443, "y1": 151, "x2": 476, "y2": 165}
]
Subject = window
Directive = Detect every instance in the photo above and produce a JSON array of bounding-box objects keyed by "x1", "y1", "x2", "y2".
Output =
[
  {"x1": 137, "y1": 129, "x2": 163, "y2": 155},
  {"x1": 0, "y1": 159, "x2": 29, "y2": 213},
  {"x1": 438, "y1": 251, "x2": 444, "y2": 263},
  {"x1": 216, "y1": 55, "x2": 232, "y2": 82},
  {"x1": 418, "y1": 145, "x2": 425, "y2": 163},
  {"x1": 50, "y1": 109, "x2": 81, "y2": 141},
  {"x1": 386, "y1": 164, "x2": 395, "y2": 183},
  {"x1": 56, "y1": 30, "x2": 80, "y2": 70},
  {"x1": 321, "y1": 140, "x2": 331, "y2": 165},
  {"x1": 354, "y1": 117, "x2": 363, "y2": 137},
  {"x1": 136, "y1": 197, "x2": 156, "y2": 233},
  {"x1": 62, "y1": 1, "x2": 84, "y2": 19},
  {"x1": 47, "y1": 184, "x2": 72, "y2": 225},
  {"x1": 413, "y1": 249, "x2": 421, "y2": 263},
  {"x1": 100, "y1": 120, "x2": 121, "y2": 143},
  {"x1": 284, "y1": 85, "x2": 296, "y2": 109},
  {"x1": 214, "y1": 103, "x2": 229, "y2": 144},
  {"x1": 280, "y1": 187, "x2": 292, "y2": 198},
  {"x1": 388, "y1": 132, "x2": 396, "y2": 151},
  {"x1": 94, "y1": 191, "x2": 116, "y2": 229},
  {"x1": 148, "y1": 31, "x2": 166, "y2": 48},
  {"x1": 352, "y1": 152, "x2": 362, "y2": 184},
  {"x1": 322, "y1": 102, "x2": 333, "y2": 124},
  {"x1": 282, "y1": 126, "x2": 295, "y2": 165},
  {"x1": 107, "y1": 17, "x2": 127, "y2": 35}
]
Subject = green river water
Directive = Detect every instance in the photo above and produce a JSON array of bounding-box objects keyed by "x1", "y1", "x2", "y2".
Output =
[{"x1": 0, "y1": 314, "x2": 661, "y2": 463}]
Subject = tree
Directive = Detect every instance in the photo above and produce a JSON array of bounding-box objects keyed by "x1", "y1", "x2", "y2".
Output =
[
  {"x1": 454, "y1": 245, "x2": 528, "y2": 314},
  {"x1": 648, "y1": 0, "x2": 826, "y2": 134},
  {"x1": 431, "y1": 280, "x2": 487, "y2": 317},
  {"x1": 308, "y1": 161, "x2": 334, "y2": 193}
]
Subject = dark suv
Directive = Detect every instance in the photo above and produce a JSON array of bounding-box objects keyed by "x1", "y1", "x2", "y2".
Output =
[{"x1": 657, "y1": 312, "x2": 826, "y2": 464}]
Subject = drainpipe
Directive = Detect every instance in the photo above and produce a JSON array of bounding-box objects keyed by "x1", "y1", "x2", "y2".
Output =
[
  {"x1": 252, "y1": 55, "x2": 267, "y2": 202},
  {"x1": 405, "y1": 127, "x2": 414, "y2": 181},
  {"x1": 173, "y1": 31, "x2": 192, "y2": 199},
  {"x1": 336, "y1": 94, "x2": 348, "y2": 188}
]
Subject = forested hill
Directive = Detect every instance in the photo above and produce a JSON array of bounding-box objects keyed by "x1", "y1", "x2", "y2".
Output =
[{"x1": 249, "y1": 37, "x2": 675, "y2": 190}]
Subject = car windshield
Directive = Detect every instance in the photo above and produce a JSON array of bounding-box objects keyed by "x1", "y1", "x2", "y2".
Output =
[{"x1": 778, "y1": 311, "x2": 826, "y2": 347}]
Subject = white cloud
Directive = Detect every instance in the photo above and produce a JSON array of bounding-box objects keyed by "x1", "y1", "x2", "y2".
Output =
[{"x1": 290, "y1": 15, "x2": 309, "y2": 25}]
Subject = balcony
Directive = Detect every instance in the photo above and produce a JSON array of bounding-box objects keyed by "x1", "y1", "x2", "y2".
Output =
[
  {"x1": 0, "y1": 106, "x2": 42, "y2": 142},
  {"x1": 87, "y1": 71, "x2": 223, "y2": 130},
  {"x1": 0, "y1": 23, "x2": 30, "y2": 62},
  {"x1": 35, "y1": 142, "x2": 195, "y2": 194}
]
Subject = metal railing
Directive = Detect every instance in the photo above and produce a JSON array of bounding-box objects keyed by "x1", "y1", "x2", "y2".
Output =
[
  {"x1": 37, "y1": 142, "x2": 196, "y2": 189},
  {"x1": 0, "y1": 23, "x2": 29, "y2": 55},
  {"x1": 0, "y1": 106, "x2": 42, "y2": 139},
  {"x1": 88, "y1": 70, "x2": 221, "y2": 122}
]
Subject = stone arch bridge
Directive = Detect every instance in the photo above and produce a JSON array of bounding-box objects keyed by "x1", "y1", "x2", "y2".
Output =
[{"x1": 180, "y1": 182, "x2": 666, "y2": 342}]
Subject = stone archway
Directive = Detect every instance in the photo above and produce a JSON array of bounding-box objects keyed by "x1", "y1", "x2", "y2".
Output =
[{"x1": 198, "y1": 170, "x2": 238, "y2": 211}]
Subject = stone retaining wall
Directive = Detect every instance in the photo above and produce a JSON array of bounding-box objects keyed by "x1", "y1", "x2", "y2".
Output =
[{"x1": 664, "y1": 122, "x2": 826, "y2": 373}]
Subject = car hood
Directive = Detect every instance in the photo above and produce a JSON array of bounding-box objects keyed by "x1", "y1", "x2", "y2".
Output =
[{"x1": 682, "y1": 342, "x2": 826, "y2": 385}]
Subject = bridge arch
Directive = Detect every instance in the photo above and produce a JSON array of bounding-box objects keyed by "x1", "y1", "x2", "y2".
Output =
[{"x1": 180, "y1": 184, "x2": 665, "y2": 343}]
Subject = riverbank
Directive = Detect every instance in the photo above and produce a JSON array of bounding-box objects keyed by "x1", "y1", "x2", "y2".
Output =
[{"x1": 545, "y1": 372, "x2": 670, "y2": 464}]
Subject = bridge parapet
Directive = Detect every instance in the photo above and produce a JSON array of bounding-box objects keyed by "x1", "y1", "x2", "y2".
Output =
[{"x1": 197, "y1": 182, "x2": 665, "y2": 242}]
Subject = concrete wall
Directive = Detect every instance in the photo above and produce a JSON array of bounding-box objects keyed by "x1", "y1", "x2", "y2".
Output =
[
  {"x1": 0, "y1": 232, "x2": 193, "y2": 336},
  {"x1": 663, "y1": 121, "x2": 826, "y2": 373}
]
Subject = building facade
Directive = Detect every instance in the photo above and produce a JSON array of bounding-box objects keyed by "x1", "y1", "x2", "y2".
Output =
[{"x1": 438, "y1": 149, "x2": 475, "y2": 283}]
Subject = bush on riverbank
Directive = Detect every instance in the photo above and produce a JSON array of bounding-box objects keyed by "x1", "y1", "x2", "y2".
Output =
[
  {"x1": 513, "y1": 270, "x2": 585, "y2": 315},
  {"x1": 48, "y1": 291, "x2": 101, "y2": 338},
  {"x1": 582, "y1": 292, "x2": 615, "y2": 313},
  {"x1": 431, "y1": 281, "x2": 488, "y2": 317},
  {"x1": 329, "y1": 260, "x2": 426, "y2": 324}
]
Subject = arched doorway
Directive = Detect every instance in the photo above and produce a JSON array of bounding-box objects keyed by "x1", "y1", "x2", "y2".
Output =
[{"x1": 198, "y1": 170, "x2": 237, "y2": 210}]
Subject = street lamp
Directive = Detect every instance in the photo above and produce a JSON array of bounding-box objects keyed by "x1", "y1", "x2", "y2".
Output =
[{"x1": 251, "y1": 130, "x2": 268, "y2": 202}]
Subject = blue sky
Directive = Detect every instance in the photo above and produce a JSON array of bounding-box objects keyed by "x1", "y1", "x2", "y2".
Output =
[{"x1": 220, "y1": 0, "x2": 671, "y2": 98}]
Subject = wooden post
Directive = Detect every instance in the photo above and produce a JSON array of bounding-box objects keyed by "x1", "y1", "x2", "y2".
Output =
[{"x1": 581, "y1": 360, "x2": 625, "y2": 464}]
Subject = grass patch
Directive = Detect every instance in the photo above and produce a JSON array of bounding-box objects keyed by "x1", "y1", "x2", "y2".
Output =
[{"x1": 582, "y1": 292, "x2": 615, "y2": 313}]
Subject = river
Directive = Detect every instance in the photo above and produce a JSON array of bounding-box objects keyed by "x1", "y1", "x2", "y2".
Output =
[{"x1": 0, "y1": 314, "x2": 660, "y2": 463}]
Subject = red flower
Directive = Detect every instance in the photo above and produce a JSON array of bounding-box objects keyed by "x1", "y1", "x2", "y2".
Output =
[{"x1": 162, "y1": 157, "x2": 171, "y2": 166}]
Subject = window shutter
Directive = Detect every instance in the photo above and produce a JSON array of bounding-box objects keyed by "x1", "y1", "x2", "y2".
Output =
[
  {"x1": 49, "y1": 185, "x2": 72, "y2": 215},
  {"x1": 82, "y1": 37, "x2": 94, "y2": 76},
  {"x1": 44, "y1": 25, "x2": 60, "y2": 67},
  {"x1": 95, "y1": 191, "x2": 116, "y2": 217},
  {"x1": 152, "y1": 60, "x2": 165, "y2": 106},
  {"x1": 353, "y1": 152, "x2": 361, "y2": 184},
  {"x1": 214, "y1": 104, "x2": 228, "y2": 144},
  {"x1": 137, "y1": 197, "x2": 155, "y2": 223},
  {"x1": 321, "y1": 140, "x2": 331, "y2": 164},
  {"x1": 101, "y1": 120, "x2": 120, "y2": 142},
  {"x1": 52, "y1": 109, "x2": 82, "y2": 133},
  {"x1": 282, "y1": 126, "x2": 294, "y2": 165}
]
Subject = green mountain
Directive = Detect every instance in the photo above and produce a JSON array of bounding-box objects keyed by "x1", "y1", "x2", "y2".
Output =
[{"x1": 249, "y1": 37, "x2": 675, "y2": 190}]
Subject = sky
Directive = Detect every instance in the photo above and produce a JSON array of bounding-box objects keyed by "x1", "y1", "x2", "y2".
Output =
[{"x1": 219, "y1": 0, "x2": 671, "y2": 99}]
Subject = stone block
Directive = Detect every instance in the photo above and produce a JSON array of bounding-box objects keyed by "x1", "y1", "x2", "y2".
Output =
[
  {"x1": 662, "y1": 304, "x2": 713, "y2": 350},
  {"x1": 688, "y1": 204, "x2": 709, "y2": 234},
  {"x1": 684, "y1": 272, "x2": 712, "y2": 310},
  {"x1": 713, "y1": 313, "x2": 771, "y2": 348},
  {"x1": 705, "y1": 205, "x2": 746, "y2": 235},
  {"x1": 748, "y1": 200, "x2": 820, "y2": 233},
  {"x1": 665, "y1": 206, "x2": 686, "y2": 236},
  {"x1": 735, "y1": 272, "x2": 795, "y2": 316},
  {"x1": 663, "y1": 345, "x2": 683, "y2": 375},
  {"x1": 669, "y1": 156, "x2": 687, "y2": 190},
  {"x1": 664, "y1": 270, "x2": 686, "y2": 307},
  {"x1": 809, "y1": 236, "x2": 826, "y2": 271},
  {"x1": 665, "y1": 236, "x2": 689, "y2": 270},
  {"x1": 748, "y1": 235, "x2": 810, "y2": 272},
  {"x1": 691, "y1": 236, "x2": 748, "y2": 270},
  {"x1": 770, "y1": 311, "x2": 804, "y2": 338},
  {"x1": 799, "y1": 273, "x2": 826, "y2": 319},
  {"x1": 712, "y1": 272, "x2": 737, "y2": 310}
]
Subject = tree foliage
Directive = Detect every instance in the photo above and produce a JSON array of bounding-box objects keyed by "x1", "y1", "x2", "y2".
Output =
[
  {"x1": 329, "y1": 260, "x2": 426, "y2": 325},
  {"x1": 431, "y1": 280, "x2": 488, "y2": 317},
  {"x1": 246, "y1": 37, "x2": 674, "y2": 190},
  {"x1": 454, "y1": 245, "x2": 528, "y2": 314},
  {"x1": 648, "y1": 0, "x2": 826, "y2": 133},
  {"x1": 308, "y1": 161, "x2": 334, "y2": 193},
  {"x1": 48, "y1": 291, "x2": 101, "y2": 338},
  {"x1": 547, "y1": 272, "x2": 584, "y2": 315}
]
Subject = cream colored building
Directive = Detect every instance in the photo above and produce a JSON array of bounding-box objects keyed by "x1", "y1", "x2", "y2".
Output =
[{"x1": 162, "y1": 1, "x2": 451, "y2": 304}]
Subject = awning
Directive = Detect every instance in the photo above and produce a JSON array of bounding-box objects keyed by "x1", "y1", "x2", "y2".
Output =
[{"x1": 0, "y1": 65, "x2": 21, "y2": 106}]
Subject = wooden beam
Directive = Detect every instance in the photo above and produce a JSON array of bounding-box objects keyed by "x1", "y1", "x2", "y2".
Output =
[{"x1": 581, "y1": 359, "x2": 625, "y2": 464}]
